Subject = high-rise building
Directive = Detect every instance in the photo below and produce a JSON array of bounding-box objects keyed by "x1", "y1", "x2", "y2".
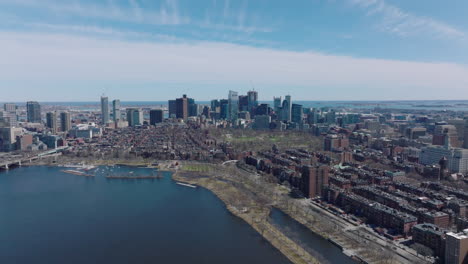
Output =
[
  {"x1": 0, "y1": 111, "x2": 17, "y2": 127},
  {"x1": 211, "y1": 100, "x2": 220, "y2": 112},
  {"x1": 219, "y1": 99, "x2": 229, "y2": 119},
  {"x1": 26, "y1": 101, "x2": 41, "y2": 123},
  {"x1": 291, "y1": 104, "x2": 303, "y2": 124},
  {"x1": 281, "y1": 95, "x2": 292, "y2": 122},
  {"x1": 46, "y1": 112, "x2": 57, "y2": 134},
  {"x1": 188, "y1": 97, "x2": 197, "y2": 117},
  {"x1": 60, "y1": 112, "x2": 71, "y2": 133},
  {"x1": 168, "y1": 100, "x2": 177, "y2": 118},
  {"x1": 445, "y1": 230, "x2": 468, "y2": 264},
  {"x1": 1, "y1": 103, "x2": 17, "y2": 127},
  {"x1": 228, "y1": 90, "x2": 239, "y2": 124},
  {"x1": 238, "y1": 95, "x2": 249, "y2": 112},
  {"x1": 176, "y1": 95, "x2": 188, "y2": 120},
  {"x1": 100, "y1": 96, "x2": 109, "y2": 124},
  {"x1": 112, "y1": 99, "x2": 121, "y2": 122},
  {"x1": 464, "y1": 119, "x2": 468, "y2": 149},
  {"x1": 247, "y1": 90, "x2": 258, "y2": 114},
  {"x1": 301, "y1": 165, "x2": 329, "y2": 198},
  {"x1": 307, "y1": 109, "x2": 319, "y2": 124},
  {"x1": 126, "y1": 108, "x2": 143, "y2": 127},
  {"x1": 255, "y1": 104, "x2": 270, "y2": 116},
  {"x1": 273, "y1": 97, "x2": 282, "y2": 113},
  {"x1": 150, "y1": 109, "x2": 164, "y2": 125},
  {"x1": 4, "y1": 103, "x2": 16, "y2": 112}
]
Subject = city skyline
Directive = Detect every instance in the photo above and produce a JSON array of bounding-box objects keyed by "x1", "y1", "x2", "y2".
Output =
[{"x1": 1, "y1": 0, "x2": 468, "y2": 101}]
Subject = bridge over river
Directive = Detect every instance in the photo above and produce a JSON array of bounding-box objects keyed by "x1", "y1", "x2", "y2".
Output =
[{"x1": 0, "y1": 146, "x2": 69, "y2": 170}]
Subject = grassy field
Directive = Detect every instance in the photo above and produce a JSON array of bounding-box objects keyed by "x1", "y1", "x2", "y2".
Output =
[
  {"x1": 181, "y1": 163, "x2": 214, "y2": 173},
  {"x1": 210, "y1": 129, "x2": 323, "y2": 152}
]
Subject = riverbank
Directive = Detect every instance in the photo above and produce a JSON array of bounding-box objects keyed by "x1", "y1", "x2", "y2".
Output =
[{"x1": 172, "y1": 169, "x2": 319, "y2": 264}]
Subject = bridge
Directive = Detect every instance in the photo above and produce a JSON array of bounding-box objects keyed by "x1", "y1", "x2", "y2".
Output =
[{"x1": 0, "y1": 146, "x2": 69, "y2": 170}]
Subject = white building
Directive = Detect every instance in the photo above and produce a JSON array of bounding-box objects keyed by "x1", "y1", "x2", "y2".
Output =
[
  {"x1": 420, "y1": 145, "x2": 468, "y2": 174},
  {"x1": 69, "y1": 123, "x2": 102, "y2": 139}
]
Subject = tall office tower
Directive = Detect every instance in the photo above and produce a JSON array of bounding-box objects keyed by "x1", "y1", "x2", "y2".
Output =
[
  {"x1": 188, "y1": 97, "x2": 197, "y2": 117},
  {"x1": 301, "y1": 165, "x2": 330, "y2": 198},
  {"x1": 60, "y1": 112, "x2": 71, "y2": 133},
  {"x1": 211, "y1": 100, "x2": 220, "y2": 111},
  {"x1": 219, "y1": 99, "x2": 229, "y2": 119},
  {"x1": 228, "y1": 90, "x2": 239, "y2": 124},
  {"x1": 273, "y1": 97, "x2": 282, "y2": 113},
  {"x1": 112, "y1": 99, "x2": 121, "y2": 122},
  {"x1": 175, "y1": 95, "x2": 188, "y2": 120},
  {"x1": 445, "y1": 231, "x2": 468, "y2": 264},
  {"x1": 168, "y1": 100, "x2": 177, "y2": 118},
  {"x1": 149, "y1": 109, "x2": 164, "y2": 125},
  {"x1": 464, "y1": 118, "x2": 468, "y2": 149},
  {"x1": 284, "y1": 95, "x2": 292, "y2": 122},
  {"x1": 100, "y1": 96, "x2": 109, "y2": 124},
  {"x1": 46, "y1": 112, "x2": 57, "y2": 133},
  {"x1": 291, "y1": 104, "x2": 303, "y2": 124},
  {"x1": 247, "y1": 90, "x2": 258, "y2": 114},
  {"x1": 26, "y1": 101, "x2": 41, "y2": 123},
  {"x1": 126, "y1": 108, "x2": 143, "y2": 127},
  {"x1": 238, "y1": 95, "x2": 249, "y2": 112}
]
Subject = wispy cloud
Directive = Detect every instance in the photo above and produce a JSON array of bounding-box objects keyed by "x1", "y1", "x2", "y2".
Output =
[
  {"x1": 350, "y1": 0, "x2": 467, "y2": 39},
  {"x1": 1, "y1": 31, "x2": 467, "y2": 100},
  {"x1": 4, "y1": 0, "x2": 189, "y2": 25}
]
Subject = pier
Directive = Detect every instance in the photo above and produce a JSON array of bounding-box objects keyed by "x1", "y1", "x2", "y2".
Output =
[{"x1": 61, "y1": 170, "x2": 95, "y2": 177}]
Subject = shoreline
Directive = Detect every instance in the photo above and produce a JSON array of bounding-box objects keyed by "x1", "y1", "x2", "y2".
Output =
[
  {"x1": 172, "y1": 170, "x2": 319, "y2": 264},
  {"x1": 15, "y1": 158, "x2": 348, "y2": 264}
]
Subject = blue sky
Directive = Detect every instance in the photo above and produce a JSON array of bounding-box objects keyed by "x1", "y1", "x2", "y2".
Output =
[{"x1": 1, "y1": 0, "x2": 468, "y2": 101}]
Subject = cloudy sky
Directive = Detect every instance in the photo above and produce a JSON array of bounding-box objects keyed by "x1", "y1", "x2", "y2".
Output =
[{"x1": 1, "y1": 0, "x2": 468, "y2": 101}]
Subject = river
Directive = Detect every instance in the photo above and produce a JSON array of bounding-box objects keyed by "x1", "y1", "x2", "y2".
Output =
[{"x1": 0, "y1": 166, "x2": 290, "y2": 264}]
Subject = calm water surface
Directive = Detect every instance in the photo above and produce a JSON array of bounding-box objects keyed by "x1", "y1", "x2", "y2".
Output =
[
  {"x1": 269, "y1": 208, "x2": 356, "y2": 264},
  {"x1": 0, "y1": 166, "x2": 290, "y2": 264}
]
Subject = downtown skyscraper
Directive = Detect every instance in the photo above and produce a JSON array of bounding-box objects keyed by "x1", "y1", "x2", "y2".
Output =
[
  {"x1": 101, "y1": 96, "x2": 109, "y2": 124},
  {"x1": 227, "y1": 90, "x2": 239, "y2": 124},
  {"x1": 112, "y1": 99, "x2": 121, "y2": 122}
]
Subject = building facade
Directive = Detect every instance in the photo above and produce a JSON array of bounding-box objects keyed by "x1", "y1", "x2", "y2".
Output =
[
  {"x1": 26, "y1": 101, "x2": 41, "y2": 123},
  {"x1": 112, "y1": 99, "x2": 121, "y2": 122},
  {"x1": 60, "y1": 112, "x2": 71, "y2": 133},
  {"x1": 100, "y1": 96, "x2": 110, "y2": 124},
  {"x1": 46, "y1": 112, "x2": 57, "y2": 134},
  {"x1": 149, "y1": 109, "x2": 164, "y2": 125}
]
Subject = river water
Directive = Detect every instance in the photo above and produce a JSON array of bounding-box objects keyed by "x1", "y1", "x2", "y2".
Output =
[
  {"x1": 269, "y1": 208, "x2": 356, "y2": 264},
  {"x1": 0, "y1": 166, "x2": 290, "y2": 264}
]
